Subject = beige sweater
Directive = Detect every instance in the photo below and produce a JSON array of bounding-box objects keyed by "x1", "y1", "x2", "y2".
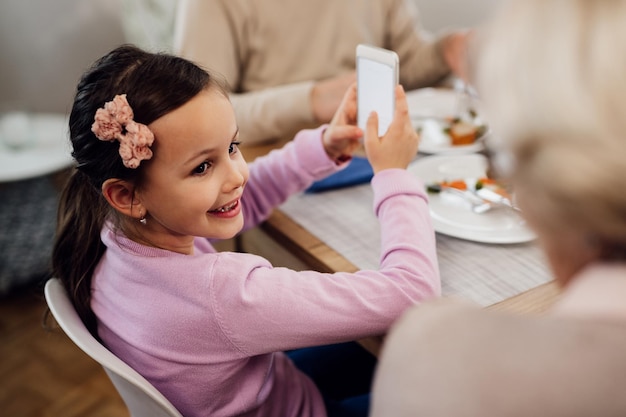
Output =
[
  {"x1": 371, "y1": 263, "x2": 626, "y2": 417},
  {"x1": 173, "y1": 0, "x2": 450, "y2": 144}
]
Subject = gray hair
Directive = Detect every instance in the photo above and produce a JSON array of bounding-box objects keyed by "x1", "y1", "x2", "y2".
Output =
[{"x1": 474, "y1": 0, "x2": 626, "y2": 257}]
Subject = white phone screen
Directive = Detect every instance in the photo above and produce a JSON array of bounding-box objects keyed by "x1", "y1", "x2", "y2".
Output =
[{"x1": 357, "y1": 56, "x2": 396, "y2": 136}]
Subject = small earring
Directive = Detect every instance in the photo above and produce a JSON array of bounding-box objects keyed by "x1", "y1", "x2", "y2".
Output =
[{"x1": 139, "y1": 212, "x2": 147, "y2": 225}]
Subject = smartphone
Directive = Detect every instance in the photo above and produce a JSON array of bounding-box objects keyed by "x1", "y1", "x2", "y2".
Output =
[{"x1": 356, "y1": 44, "x2": 399, "y2": 136}]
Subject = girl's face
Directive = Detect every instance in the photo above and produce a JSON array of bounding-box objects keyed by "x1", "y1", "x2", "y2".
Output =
[{"x1": 136, "y1": 88, "x2": 248, "y2": 253}]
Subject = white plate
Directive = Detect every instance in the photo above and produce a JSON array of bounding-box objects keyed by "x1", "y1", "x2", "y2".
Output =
[
  {"x1": 409, "y1": 154, "x2": 535, "y2": 244},
  {"x1": 0, "y1": 113, "x2": 73, "y2": 182},
  {"x1": 406, "y1": 88, "x2": 487, "y2": 155}
]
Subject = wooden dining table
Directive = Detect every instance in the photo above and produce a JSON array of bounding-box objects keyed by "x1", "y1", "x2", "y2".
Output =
[{"x1": 239, "y1": 113, "x2": 561, "y2": 357}]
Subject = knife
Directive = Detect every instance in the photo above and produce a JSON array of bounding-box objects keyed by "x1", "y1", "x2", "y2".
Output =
[
  {"x1": 475, "y1": 188, "x2": 522, "y2": 212},
  {"x1": 429, "y1": 184, "x2": 493, "y2": 214}
]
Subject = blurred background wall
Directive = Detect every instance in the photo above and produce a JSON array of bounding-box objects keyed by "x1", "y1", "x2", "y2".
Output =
[
  {"x1": 0, "y1": 0, "x2": 126, "y2": 114},
  {"x1": 0, "y1": 0, "x2": 500, "y2": 116},
  {"x1": 414, "y1": 0, "x2": 502, "y2": 32}
]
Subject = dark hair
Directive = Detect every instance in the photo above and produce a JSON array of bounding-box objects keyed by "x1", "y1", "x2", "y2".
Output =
[{"x1": 52, "y1": 44, "x2": 224, "y2": 335}]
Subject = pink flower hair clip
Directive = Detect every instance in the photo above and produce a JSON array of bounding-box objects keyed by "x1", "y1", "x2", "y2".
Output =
[{"x1": 91, "y1": 94, "x2": 155, "y2": 169}]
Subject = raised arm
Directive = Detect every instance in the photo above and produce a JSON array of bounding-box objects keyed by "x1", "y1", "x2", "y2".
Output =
[{"x1": 388, "y1": 0, "x2": 468, "y2": 87}]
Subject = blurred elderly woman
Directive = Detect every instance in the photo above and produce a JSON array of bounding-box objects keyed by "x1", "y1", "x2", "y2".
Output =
[{"x1": 370, "y1": 0, "x2": 626, "y2": 415}]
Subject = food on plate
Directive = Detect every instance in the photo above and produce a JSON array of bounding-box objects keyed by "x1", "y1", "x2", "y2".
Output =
[
  {"x1": 443, "y1": 111, "x2": 488, "y2": 146},
  {"x1": 416, "y1": 109, "x2": 488, "y2": 147},
  {"x1": 426, "y1": 176, "x2": 520, "y2": 212},
  {"x1": 427, "y1": 176, "x2": 510, "y2": 198},
  {"x1": 448, "y1": 120, "x2": 481, "y2": 145},
  {"x1": 426, "y1": 179, "x2": 468, "y2": 192}
]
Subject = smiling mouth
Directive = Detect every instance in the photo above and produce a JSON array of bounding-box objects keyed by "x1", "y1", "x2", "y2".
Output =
[{"x1": 210, "y1": 200, "x2": 239, "y2": 213}]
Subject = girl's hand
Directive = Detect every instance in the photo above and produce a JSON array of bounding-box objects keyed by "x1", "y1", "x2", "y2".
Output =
[
  {"x1": 364, "y1": 85, "x2": 419, "y2": 174},
  {"x1": 322, "y1": 83, "x2": 363, "y2": 162}
]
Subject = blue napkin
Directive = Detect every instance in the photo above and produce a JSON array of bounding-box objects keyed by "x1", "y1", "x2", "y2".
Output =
[{"x1": 306, "y1": 156, "x2": 374, "y2": 193}]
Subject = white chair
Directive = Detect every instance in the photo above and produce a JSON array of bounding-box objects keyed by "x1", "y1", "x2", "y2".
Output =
[{"x1": 44, "y1": 278, "x2": 184, "y2": 417}]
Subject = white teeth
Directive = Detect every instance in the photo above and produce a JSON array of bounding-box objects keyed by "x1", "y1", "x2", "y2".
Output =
[{"x1": 216, "y1": 201, "x2": 237, "y2": 212}]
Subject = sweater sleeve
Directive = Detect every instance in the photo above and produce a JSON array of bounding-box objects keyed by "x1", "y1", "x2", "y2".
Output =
[
  {"x1": 210, "y1": 168, "x2": 440, "y2": 355},
  {"x1": 240, "y1": 125, "x2": 346, "y2": 231},
  {"x1": 173, "y1": 0, "x2": 317, "y2": 145},
  {"x1": 388, "y1": 0, "x2": 451, "y2": 88},
  {"x1": 229, "y1": 82, "x2": 317, "y2": 145}
]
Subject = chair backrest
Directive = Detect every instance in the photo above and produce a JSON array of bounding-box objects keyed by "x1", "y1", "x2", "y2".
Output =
[{"x1": 44, "y1": 278, "x2": 184, "y2": 417}]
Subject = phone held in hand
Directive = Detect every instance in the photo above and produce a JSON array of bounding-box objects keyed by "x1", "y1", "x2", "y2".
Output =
[{"x1": 356, "y1": 44, "x2": 399, "y2": 137}]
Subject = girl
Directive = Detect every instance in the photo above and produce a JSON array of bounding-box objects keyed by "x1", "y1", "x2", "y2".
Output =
[{"x1": 52, "y1": 44, "x2": 439, "y2": 417}]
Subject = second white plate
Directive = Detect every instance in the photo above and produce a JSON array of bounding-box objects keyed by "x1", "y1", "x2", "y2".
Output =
[
  {"x1": 409, "y1": 154, "x2": 535, "y2": 244},
  {"x1": 406, "y1": 88, "x2": 487, "y2": 155}
]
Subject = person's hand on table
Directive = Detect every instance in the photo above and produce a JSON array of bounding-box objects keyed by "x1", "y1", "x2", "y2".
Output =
[
  {"x1": 312, "y1": 71, "x2": 357, "y2": 123},
  {"x1": 322, "y1": 82, "x2": 363, "y2": 163},
  {"x1": 441, "y1": 30, "x2": 473, "y2": 82},
  {"x1": 364, "y1": 85, "x2": 419, "y2": 174}
]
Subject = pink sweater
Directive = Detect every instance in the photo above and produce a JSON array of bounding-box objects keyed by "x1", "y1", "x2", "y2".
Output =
[{"x1": 91, "y1": 127, "x2": 440, "y2": 417}]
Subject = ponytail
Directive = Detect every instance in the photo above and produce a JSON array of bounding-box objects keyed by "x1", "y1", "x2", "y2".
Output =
[{"x1": 52, "y1": 169, "x2": 109, "y2": 336}]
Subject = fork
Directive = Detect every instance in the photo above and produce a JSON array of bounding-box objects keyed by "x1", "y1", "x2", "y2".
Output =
[
  {"x1": 475, "y1": 188, "x2": 522, "y2": 212},
  {"x1": 437, "y1": 186, "x2": 493, "y2": 214}
]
